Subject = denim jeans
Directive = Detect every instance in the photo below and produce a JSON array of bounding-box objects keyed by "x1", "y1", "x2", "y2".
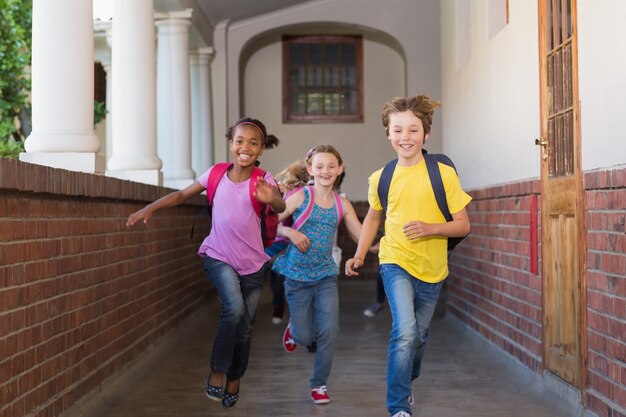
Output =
[
  {"x1": 284, "y1": 275, "x2": 339, "y2": 388},
  {"x1": 265, "y1": 241, "x2": 288, "y2": 308},
  {"x1": 203, "y1": 256, "x2": 266, "y2": 381},
  {"x1": 379, "y1": 264, "x2": 443, "y2": 416}
]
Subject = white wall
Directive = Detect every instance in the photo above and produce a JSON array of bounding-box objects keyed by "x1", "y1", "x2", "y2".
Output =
[
  {"x1": 440, "y1": 0, "x2": 541, "y2": 190},
  {"x1": 210, "y1": 0, "x2": 441, "y2": 199},
  {"x1": 578, "y1": 0, "x2": 626, "y2": 171},
  {"x1": 243, "y1": 35, "x2": 404, "y2": 199}
]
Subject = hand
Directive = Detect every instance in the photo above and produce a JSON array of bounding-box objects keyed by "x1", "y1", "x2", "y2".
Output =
[
  {"x1": 126, "y1": 208, "x2": 151, "y2": 227},
  {"x1": 288, "y1": 229, "x2": 311, "y2": 253},
  {"x1": 344, "y1": 257, "x2": 363, "y2": 277},
  {"x1": 403, "y1": 220, "x2": 433, "y2": 240},
  {"x1": 253, "y1": 178, "x2": 277, "y2": 204}
]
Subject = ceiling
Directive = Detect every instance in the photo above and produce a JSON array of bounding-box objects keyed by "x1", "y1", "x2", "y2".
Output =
[
  {"x1": 154, "y1": 0, "x2": 317, "y2": 27},
  {"x1": 196, "y1": 0, "x2": 317, "y2": 26}
]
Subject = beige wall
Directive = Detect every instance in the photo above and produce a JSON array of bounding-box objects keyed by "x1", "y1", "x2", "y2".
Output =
[{"x1": 243, "y1": 34, "x2": 404, "y2": 200}]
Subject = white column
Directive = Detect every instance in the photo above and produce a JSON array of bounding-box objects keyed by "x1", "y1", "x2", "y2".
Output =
[
  {"x1": 212, "y1": 20, "x2": 230, "y2": 164},
  {"x1": 21, "y1": 0, "x2": 103, "y2": 174},
  {"x1": 156, "y1": 10, "x2": 196, "y2": 189},
  {"x1": 190, "y1": 47, "x2": 215, "y2": 177},
  {"x1": 106, "y1": 0, "x2": 162, "y2": 186},
  {"x1": 94, "y1": 20, "x2": 112, "y2": 165}
]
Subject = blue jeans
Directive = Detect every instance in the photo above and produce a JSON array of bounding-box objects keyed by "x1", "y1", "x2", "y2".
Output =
[
  {"x1": 203, "y1": 256, "x2": 266, "y2": 381},
  {"x1": 265, "y1": 241, "x2": 288, "y2": 308},
  {"x1": 284, "y1": 275, "x2": 339, "y2": 388},
  {"x1": 379, "y1": 264, "x2": 443, "y2": 416}
]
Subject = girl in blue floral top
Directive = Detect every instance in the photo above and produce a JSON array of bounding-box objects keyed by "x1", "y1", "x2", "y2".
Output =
[{"x1": 272, "y1": 145, "x2": 370, "y2": 405}]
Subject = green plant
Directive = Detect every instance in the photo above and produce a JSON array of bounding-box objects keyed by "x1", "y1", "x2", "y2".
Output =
[
  {"x1": 94, "y1": 100, "x2": 107, "y2": 127},
  {"x1": 0, "y1": 0, "x2": 32, "y2": 158},
  {"x1": 0, "y1": 138, "x2": 24, "y2": 158}
]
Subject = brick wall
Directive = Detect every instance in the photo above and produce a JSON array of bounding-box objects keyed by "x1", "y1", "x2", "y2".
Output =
[
  {"x1": 0, "y1": 159, "x2": 212, "y2": 417},
  {"x1": 447, "y1": 166, "x2": 626, "y2": 417},
  {"x1": 583, "y1": 167, "x2": 626, "y2": 417},
  {"x1": 447, "y1": 180, "x2": 544, "y2": 371}
]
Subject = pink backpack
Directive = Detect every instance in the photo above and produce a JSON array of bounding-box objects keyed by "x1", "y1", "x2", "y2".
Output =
[{"x1": 206, "y1": 162, "x2": 279, "y2": 248}]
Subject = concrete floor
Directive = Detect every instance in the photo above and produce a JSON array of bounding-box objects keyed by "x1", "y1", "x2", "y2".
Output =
[{"x1": 63, "y1": 280, "x2": 580, "y2": 417}]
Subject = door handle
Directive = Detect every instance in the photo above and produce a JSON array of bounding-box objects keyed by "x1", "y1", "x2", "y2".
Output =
[{"x1": 535, "y1": 138, "x2": 548, "y2": 160}]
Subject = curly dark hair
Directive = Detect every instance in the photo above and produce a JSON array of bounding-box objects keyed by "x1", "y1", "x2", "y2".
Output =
[{"x1": 225, "y1": 117, "x2": 279, "y2": 149}]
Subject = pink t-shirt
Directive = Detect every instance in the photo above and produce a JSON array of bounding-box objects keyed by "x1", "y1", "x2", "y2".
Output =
[{"x1": 197, "y1": 166, "x2": 273, "y2": 275}]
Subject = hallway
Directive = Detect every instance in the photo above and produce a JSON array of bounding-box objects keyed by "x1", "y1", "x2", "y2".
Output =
[{"x1": 65, "y1": 280, "x2": 578, "y2": 417}]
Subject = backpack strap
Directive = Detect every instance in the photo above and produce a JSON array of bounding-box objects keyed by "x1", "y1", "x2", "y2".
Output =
[
  {"x1": 332, "y1": 191, "x2": 344, "y2": 223},
  {"x1": 206, "y1": 162, "x2": 233, "y2": 205},
  {"x1": 292, "y1": 185, "x2": 315, "y2": 230},
  {"x1": 249, "y1": 166, "x2": 267, "y2": 218},
  {"x1": 377, "y1": 158, "x2": 398, "y2": 212},
  {"x1": 292, "y1": 186, "x2": 345, "y2": 230},
  {"x1": 423, "y1": 154, "x2": 452, "y2": 222}
]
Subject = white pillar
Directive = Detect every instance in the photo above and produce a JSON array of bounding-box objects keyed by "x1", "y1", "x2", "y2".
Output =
[
  {"x1": 190, "y1": 47, "x2": 215, "y2": 177},
  {"x1": 94, "y1": 20, "x2": 112, "y2": 165},
  {"x1": 21, "y1": 0, "x2": 103, "y2": 174},
  {"x1": 156, "y1": 10, "x2": 196, "y2": 189},
  {"x1": 106, "y1": 0, "x2": 162, "y2": 186},
  {"x1": 212, "y1": 20, "x2": 230, "y2": 164}
]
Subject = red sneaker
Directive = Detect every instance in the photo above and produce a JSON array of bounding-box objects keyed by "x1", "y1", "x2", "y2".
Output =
[
  {"x1": 282, "y1": 320, "x2": 297, "y2": 352},
  {"x1": 311, "y1": 385, "x2": 331, "y2": 404}
]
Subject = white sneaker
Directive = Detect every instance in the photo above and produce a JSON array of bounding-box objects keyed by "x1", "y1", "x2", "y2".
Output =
[
  {"x1": 363, "y1": 302, "x2": 383, "y2": 317},
  {"x1": 391, "y1": 412, "x2": 411, "y2": 417}
]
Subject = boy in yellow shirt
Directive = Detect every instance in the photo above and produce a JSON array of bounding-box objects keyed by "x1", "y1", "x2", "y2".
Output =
[{"x1": 345, "y1": 95, "x2": 471, "y2": 417}]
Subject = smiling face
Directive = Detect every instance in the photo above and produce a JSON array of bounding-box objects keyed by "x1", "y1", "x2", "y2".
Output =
[
  {"x1": 387, "y1": 110, "x2": 429, "y2": 165},
  {"x1": 229, "y1": 125, "x2": 264, "y2": 168},
  {"x1": 307, "y1": 152, "x2": 344, "y2": 189}
]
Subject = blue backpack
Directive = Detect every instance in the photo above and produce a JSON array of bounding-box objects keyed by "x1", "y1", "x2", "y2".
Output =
[{"x1": 377, "y1": 149, "x2": 468, "y2": 252}]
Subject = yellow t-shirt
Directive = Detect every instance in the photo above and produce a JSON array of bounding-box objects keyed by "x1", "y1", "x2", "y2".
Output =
[{"x1": 368, "y1": 158, "x2": 472, "y2": 283}]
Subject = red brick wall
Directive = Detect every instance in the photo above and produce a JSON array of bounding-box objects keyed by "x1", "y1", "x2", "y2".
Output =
[
  {"x1": 447, "y1": 180, "x2": 544, "y2": 371},
  {"x1": 447, "y1": 166, "x2": 626, "y2": 417},
  {"x1": 584, "y1": 167, "x2": 626, "y2": 417},
  {"x1": 0, "y1": 159, "x2": 212, "y2": 417}
]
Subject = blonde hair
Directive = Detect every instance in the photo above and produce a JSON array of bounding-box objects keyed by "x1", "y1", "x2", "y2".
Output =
[
  {"x1": 381, "y1": 95, "x2": 442, "y2": 136},
  {"x1": 274, "y1": 159, "x2": 309, "y2": 191}
]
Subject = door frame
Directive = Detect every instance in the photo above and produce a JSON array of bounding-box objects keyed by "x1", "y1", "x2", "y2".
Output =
[{"x1": 537, "y1": 0, "x2": 588, "y2": 392}]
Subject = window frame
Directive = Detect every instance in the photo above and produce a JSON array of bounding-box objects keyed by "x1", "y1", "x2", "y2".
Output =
[{"x1": 282, "y1": 34, "x2": 363, "y2": 124}]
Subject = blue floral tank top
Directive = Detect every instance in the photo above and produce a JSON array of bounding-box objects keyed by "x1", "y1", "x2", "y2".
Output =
[{"x1": 272, "y1": 189, "x2": 340, "y2": 282}]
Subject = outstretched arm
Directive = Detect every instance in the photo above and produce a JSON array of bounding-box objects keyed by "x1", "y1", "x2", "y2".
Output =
[
  {"x1": 126, "y1": 181, "x2": 205, "y2": 227},
  {"x1": 402, "y1": 207, "x2": 470, "y2": 240},
  {"x1": 345, "y1": 207, "x2": 383, "y2": 276},
  {"x1": 340, "y1": 197, "x2": 364, "y2": 244}
]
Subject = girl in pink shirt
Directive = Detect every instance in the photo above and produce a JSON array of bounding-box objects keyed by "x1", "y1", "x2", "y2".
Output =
[{"x1": 126, "y1": 117, "x2": 285, "y2": 409}]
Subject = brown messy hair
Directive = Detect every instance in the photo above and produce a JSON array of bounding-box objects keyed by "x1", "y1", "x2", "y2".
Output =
[
  {"x1": 225, "y1": 117, "x2": 279, "y2": 149},
  {"x1": 381, "y1": 95, "x2": 442, "y2": 136}
]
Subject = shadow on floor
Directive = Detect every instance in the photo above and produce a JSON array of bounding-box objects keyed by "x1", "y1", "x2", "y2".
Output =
[{"x1": 63, "y1": 280, "x2": 579, "y2": 417}]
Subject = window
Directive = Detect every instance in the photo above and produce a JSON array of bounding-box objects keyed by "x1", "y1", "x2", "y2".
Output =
[{"x1": 283, "y1": 35, "x2": 363, "y2": 123}]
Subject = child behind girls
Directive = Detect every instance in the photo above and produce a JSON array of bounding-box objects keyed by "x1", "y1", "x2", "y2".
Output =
[
  {"x1": 126, "y1": 117, "x2": 285, "y2": 409},
  {"x1": 271, "y1": 145, "x2": 367, "y2": 405},
  {"x1": 265, "y1": 160, "x2": 310, "y2": 325}
]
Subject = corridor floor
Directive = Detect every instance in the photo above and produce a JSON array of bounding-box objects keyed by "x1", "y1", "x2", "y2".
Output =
[{"x1": 65, "y1": 280, "x2": 578, "y2": 417}]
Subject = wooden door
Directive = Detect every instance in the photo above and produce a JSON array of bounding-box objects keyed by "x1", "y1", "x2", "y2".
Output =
[{"x1": 537, "y1": 0, "x2": 586, "y2": 387}]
